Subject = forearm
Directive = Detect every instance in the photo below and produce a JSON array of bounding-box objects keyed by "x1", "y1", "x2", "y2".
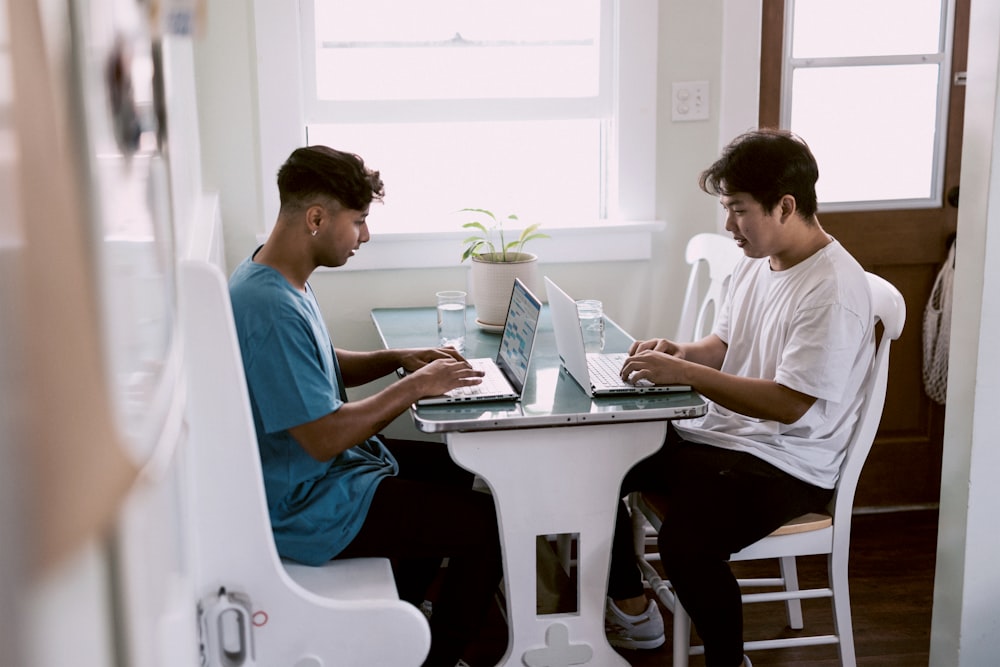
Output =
[
  {"x1": 337, "y1": 348, "x2": 405, "y2": 386},
  {"x1": 677, "y1": 335, "x2": 727, "y2": 370},
  {"x1": 288, "y1": 373, "x2": 433, "y2": 460},
  {"x1": 681, "y1": 363, "x2": 816, "y2": 424}
]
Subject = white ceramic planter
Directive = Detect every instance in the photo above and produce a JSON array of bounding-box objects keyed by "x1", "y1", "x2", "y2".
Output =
[{"x1": 469, "y1": 252, "x2": 540, "y2": 327}]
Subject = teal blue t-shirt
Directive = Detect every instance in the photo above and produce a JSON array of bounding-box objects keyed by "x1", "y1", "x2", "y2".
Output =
[{"x1": 229, "y1": 253, "x2": 398, "y2": 565}]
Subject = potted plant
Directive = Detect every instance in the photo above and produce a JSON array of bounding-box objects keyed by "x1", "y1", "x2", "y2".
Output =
[{"x1": 460, "y1": 208, "x2": 548, "y2": 328}]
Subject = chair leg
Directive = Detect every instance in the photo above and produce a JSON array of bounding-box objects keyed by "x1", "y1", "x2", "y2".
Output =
[
  {"x1": 778, "y1": 556, "x2": 804, "y2": 630},
  {"x1": 829, "y1": 552, "x2": 856, "y2": 667},
  {"x1": 673, "y1": 600, "x2": 692, "y2": 667},
  {"x1": 628, "y1": 493, "x2": 650, "y2": 557}
]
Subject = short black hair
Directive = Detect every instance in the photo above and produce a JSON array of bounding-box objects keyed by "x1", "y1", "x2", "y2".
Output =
[
  {"x1": 276, "y1": 145, "x2": 385, "y2": 212},
  {"x1": 699, "y1": 128, "x2": 819, "y2": 218}
]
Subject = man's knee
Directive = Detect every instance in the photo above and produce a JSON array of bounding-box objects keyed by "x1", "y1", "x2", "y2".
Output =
[{"x1": 656, "y1": 519, "x2": 731, "y2": 578}]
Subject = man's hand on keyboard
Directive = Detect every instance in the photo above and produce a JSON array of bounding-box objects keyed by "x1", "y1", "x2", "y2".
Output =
[
  {"x1": 409, "y1": 357, "x2": 485, "y2": 397},
  {"x1": 620, "y1": 349, "x2": 686, "y2": 387},
  {"x1": 397, "y1": 346, "x2": 468, "y2": 372}
]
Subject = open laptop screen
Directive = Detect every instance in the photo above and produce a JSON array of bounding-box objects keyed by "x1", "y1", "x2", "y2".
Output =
[{"x1": 495, "y1": 279, "x2": 542, "y2": 395}]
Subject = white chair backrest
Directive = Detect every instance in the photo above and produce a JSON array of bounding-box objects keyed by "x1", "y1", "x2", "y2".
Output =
[
  {"x1": 180, "y1": 258, "x2": 287, "y2": 587},
  {"x1": 830, "y1": 273, "x2": 906, "y2": 524},
  {"x1": 676, "y1": 233, "x2": 743, "y2": 342}
]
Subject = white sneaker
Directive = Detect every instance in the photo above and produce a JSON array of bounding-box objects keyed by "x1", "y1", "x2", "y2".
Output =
[{"x1": 604, "y1": 597, "x2": 665, "y2": 650}]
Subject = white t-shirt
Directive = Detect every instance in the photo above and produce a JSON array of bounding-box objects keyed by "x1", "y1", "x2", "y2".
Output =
[{"x1": 673, "y1": 239, "x2": 874, "y2": 489}]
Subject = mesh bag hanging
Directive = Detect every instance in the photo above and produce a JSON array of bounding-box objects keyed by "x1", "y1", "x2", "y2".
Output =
[{"x1": 922, "y1": 241, "x2": 955, "y2": 405}]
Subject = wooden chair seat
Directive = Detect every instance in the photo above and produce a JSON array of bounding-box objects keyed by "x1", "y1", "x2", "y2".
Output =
[{"x1": 639, "y1": 492, "x2": 833, "y2": 539}]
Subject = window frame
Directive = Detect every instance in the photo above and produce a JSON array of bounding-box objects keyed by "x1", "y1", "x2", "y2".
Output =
[
  {"x1": 779, "y1": 0, "x2": 957, "y2": 213},
  {"x1": 251, "y1": 0, "x2": 662, "y2": 270}
]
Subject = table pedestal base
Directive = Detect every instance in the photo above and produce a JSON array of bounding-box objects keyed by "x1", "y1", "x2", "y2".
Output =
[{"x1": 447, "y1": 421, "x2": 667, "y2": 667}]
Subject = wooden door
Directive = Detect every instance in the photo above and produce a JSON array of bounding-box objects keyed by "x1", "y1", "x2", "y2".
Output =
[{"x1": 760, "y1": 0, "x2": 969, "y2": 509}]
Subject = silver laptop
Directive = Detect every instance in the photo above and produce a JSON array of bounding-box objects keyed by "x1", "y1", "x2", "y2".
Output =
[
  {"x1": 544, "y1": 276, "x2": 691, "y2": 397},
  {"x1": 417, "y1": 278, "x2": 542, "y2": 405}
]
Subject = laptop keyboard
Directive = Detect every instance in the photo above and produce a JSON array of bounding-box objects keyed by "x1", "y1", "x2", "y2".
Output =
[
  {"x1": 447, "y1": 358, "x2": 513, "y2": 397},
  {"x1": 587, "y1": 352, "x2": 629, "y2": 388}
]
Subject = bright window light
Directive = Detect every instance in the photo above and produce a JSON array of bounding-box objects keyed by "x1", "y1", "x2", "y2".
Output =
[
  {"x1": 252, "y1": 0, "x2": 659, "y2": 267},
  {"x1": 791, "y1": 0, "x2": 942, "y2": 58},
  {"x1": 302, "y1": 0, "x2": 611, "y2": 233},
  {"x1": 783, "y1": 0, "x2": 952, "y2": 210},
  {"x1": 307, "y1": 120, "x2": 601, "y2": 233},
  {"x1": 313, "y1": 0, "x2": 600, "y2": 100},
  {"x1": 791, "y1": 65, "x2": 940, "y2": 203}
]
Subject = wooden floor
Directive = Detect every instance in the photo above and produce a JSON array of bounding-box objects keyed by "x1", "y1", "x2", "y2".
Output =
[{"x1": 465, "y1": 508, "x2": 938, "y2": 666}]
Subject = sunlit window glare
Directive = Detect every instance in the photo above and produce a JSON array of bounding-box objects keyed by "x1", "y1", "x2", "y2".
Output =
[
  {"x1": 313, "y1": 0, "x2": 600, "y2": 100},
  {"x1": 307, "y1": 120, "x2": 602, "y2": 233},
  {"x1": 791, "y1": 65, "x2": 939, "y2": 203},
  {"x1": 305, "y1": 0, "x2": 606, "y2": 232},
  {"x1": 791, "y1": 0, "x2": 942, "y2": 58},
  {"x1": 786, "y1": 0, "x2": 949, "y2": 208}
]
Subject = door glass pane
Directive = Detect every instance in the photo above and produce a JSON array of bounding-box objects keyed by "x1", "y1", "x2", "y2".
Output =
[
  {"x1": 313, "y1": 0, "x2": 601, "y2": 100},
  {"x1": 792, "y1": 0, "x2": 942, "y2": 58},
  {"x1": 307, "y1": 119, "x2": 601, "y2": 232},
  {"x1": 790, "y1": 65, "x2": 939, "y2": 203}
]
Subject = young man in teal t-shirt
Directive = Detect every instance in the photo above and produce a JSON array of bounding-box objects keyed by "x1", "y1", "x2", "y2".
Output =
[{"x1": 230, "y1": 146, "x2": 500, "y2": 667}]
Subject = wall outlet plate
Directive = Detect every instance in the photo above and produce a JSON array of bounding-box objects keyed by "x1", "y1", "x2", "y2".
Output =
[{"x1": 672, "y1": 81, "x2": 710, "y2": 122}]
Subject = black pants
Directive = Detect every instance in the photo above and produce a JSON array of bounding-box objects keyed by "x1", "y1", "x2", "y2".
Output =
[
  {"x1": 337, "y1": 438, "x2": 503, "y2": 667},
  {"x1": 607, "y1": 425, "x2": 833, "y2": 667}
]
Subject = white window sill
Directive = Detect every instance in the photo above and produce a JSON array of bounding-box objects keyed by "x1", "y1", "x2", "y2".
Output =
[{"x1": 258, "y1": 220, "x2": 665, "y2": 272}]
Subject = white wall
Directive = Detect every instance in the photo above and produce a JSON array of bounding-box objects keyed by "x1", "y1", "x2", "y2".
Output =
[
  {"x1": 192, "y1": 1, "x2": 261, "y2": 269},
  {"x1": 930, "y1": 0, "x2": 1000, "y2": 663}
]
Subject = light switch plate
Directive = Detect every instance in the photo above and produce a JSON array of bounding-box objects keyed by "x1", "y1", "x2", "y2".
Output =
[{"x1": 672, "y1": 81, "x2": 710, "y2": 121}]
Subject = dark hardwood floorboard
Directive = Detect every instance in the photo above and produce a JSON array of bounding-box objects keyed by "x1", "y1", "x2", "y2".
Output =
[{"x1": 464, "y1": 509, "x2": 938, "y2": 666}]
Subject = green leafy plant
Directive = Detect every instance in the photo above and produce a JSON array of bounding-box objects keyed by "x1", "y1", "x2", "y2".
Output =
[{"x1": 460, "y1": 208, "x2": 549, "y2": 263}]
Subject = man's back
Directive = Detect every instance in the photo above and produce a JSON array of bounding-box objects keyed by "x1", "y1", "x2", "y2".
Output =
[{"x1": 229, "y1": 253, "x2": 398, "y2": 566}]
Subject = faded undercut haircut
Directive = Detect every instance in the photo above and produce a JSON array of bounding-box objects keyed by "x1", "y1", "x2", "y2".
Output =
[
  {"x1": 276, "y1": 145, "x2": 385, "y2": 213},
  {"x1": 699, "y1": 128, "x2": 820, "y2": 219}
]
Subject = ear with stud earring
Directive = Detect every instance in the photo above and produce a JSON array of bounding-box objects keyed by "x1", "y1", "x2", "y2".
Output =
[{"x1": 311, "y1": 229, "x2": 318, "y2": 237}]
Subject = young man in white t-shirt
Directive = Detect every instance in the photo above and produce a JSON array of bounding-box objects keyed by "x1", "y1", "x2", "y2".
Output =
[{"x1": 604, "y1": 129, "x2": 874, "y2": 667}]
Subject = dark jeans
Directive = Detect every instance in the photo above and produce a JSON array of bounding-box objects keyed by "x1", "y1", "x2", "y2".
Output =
[
  {"x1": 608, "y1": 425, "x2": 833, "y2": 667},
  {"x1": 337, "y1": 438, "x2": 503, "y2": 667}
]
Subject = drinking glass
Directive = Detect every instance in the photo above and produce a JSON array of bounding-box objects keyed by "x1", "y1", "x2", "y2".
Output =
[
  {"x1": 576, "y1": 299, "x2": 605, "y2": 353},
  {"x1": 436, "y1": 290, "x2": 467, "y2": 353}
]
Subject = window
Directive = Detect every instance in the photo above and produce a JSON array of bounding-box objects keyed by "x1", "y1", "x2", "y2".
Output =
[
  {"x1": 782, "y1": 0, "x2": 955, "y2": 210},
  {"x1": 303, "y1": 0, "x2": 604, "y2": 233},
  {"x1": 253, "y1": 0, "x2": 660, "y2": 268},
  {"x1": 309, "y1": 1, "x2": 602, "y2": 101}
]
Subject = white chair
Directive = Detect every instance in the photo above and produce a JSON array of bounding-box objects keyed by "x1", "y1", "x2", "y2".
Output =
[
  {"x1": 673, "y1": 232, "x2": 745, "y2": 344},
  {"x1": 180, "y1": 258, "x2": 431, "y2": 667},
  {"x1": 632, "y1": 272, "x2": 906, "y2": 666}
]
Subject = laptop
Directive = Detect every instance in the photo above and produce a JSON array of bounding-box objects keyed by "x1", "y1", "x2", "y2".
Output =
[
  {"x1": 543, "y1": 276, "x2": 691, "y2": 397},
  {"x1": 417, "y1": 278, "x2": 542, "y2": 405}
]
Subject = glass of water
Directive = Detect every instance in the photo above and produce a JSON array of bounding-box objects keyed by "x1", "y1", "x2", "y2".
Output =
[
  {"x1": 576, "y1": 299, "x2": 605, "y2": 353},
  {"x1": 436, "y1": 290, "x2": 467, "y2": 353}
]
